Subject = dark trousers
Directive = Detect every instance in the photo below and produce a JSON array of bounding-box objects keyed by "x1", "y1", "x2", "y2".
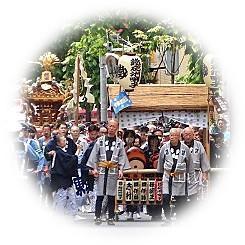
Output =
[
  {"x1": 147, "y1": 205, "x2": 162, "y2": 217},
  {"x1": 126, "y1": 205, "x2": 138, "y2": 213},
  {"x1": 188, "y1": 193, "x2": 198, "y2": 202},
  {"x1": 162, "y1": 194, "x2": 187, "y2": 219},
  {"x1": 42, "y1": 176, "x2": 53, "y2": 205},
  {"x1": 95, "y1": 195, "x2": 115, "y2": 219}
]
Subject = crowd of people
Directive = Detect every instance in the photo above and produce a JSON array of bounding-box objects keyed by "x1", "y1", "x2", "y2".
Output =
[{"x1": 14, "y1": 116, "x2": 229, "y2": 226}]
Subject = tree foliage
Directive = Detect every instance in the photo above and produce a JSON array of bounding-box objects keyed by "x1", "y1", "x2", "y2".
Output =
[
  {"x1": 176, "y1": 39, "x2": 205, "y2": 84},
  {"x1": 26, "y1": 14, "x2": 206, "y2": 109}
]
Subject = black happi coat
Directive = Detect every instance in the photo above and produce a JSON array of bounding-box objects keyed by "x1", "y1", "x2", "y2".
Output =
[
  {"x1": 51, "y1": 147, "x2": 78, "y2": 192},
  {"x1": 44, "y1": 136, "x2": 77, "y2": 162}
]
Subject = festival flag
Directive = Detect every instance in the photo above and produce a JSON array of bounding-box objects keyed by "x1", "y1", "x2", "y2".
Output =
[{"x1": 111, "y1": 91, "x2": 132, "y2": 114}]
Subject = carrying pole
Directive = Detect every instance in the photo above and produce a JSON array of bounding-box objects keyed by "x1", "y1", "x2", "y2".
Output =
[{"x1": 100, "y1": 56, "x2": 108, "y2": 122}]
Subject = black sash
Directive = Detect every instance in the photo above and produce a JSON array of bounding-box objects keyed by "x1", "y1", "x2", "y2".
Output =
[
  {"x1": 168, "y1": 159, "x2": 177, "y2": 196},
  {"x1": 103, "y1": 168, "x2": 109, "y2": 195}
]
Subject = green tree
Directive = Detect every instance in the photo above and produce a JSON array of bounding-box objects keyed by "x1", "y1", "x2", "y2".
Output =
[
  {"x1": 25, "y1": 14, "x2": 207, "y2": 118},
  {"x1": 176, "y1": 38, "x2": 206, "y2": 84}
]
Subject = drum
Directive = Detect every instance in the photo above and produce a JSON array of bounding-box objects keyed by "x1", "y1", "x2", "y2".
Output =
[{"x1": 127, "y1": 146, "x2": 146, "y2": 169}]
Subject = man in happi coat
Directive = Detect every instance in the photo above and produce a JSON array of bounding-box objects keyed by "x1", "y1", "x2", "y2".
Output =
[
  {"x1": 44, "y1": 122, "x2": 77, "y2": 163},
  {"x1": 50, "y1": 135, "x2": 81, "y2": 217},
  {"x1": 77, "y1": 124, "x2": 99, "y2": 213},
  {"x1": 86, "y1": 119, "x2": 130, "y2": 225},
  {"x1": 182, "y1": 127, "x2": 210, "y2": 202},
  {"x1": 157, "y1": 128, "x2": 195, "y2": 224}
]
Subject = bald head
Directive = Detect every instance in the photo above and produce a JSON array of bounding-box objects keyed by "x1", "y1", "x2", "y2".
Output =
[
  {"x1": 183, "y1": 127, "x2": 194, "y2": 134},
  {"x1": 108, "y1": 119, "x2": 119, "y2": 137},
  {"x1": 108, "y1": 119, "x2": 119, "y2": 127},
  {"x1": 182, "y1": 127, "x2": 194, "y2": 143}
]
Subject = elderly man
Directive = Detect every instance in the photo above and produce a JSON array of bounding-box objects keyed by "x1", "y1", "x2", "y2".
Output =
[
  {"x1": 157, "y1": 128, "x2": 195, "y2": 224},
  {"x1": 182, "y1": 127, "x2": 210, "y2": 202},
  {"x1": 86, "y1": 119, "x2": 130, "y2": 225},
  {"x1": 70, "y1": 125, "x2": 84, "y2": 143},
  {"x1": 70, "y1": 125, "x2": 88, "y2": 164}
]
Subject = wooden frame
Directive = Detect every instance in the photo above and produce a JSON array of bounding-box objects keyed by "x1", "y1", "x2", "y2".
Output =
[{"x1": 108, "y1": 84, "x2": 212, "y2": 156}]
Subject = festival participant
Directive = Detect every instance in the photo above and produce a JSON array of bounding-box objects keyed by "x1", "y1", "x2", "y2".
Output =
[
  {"x1": 194, "y1": 130, "x2": 201, "y2": 141},
  {"x1": 99, "y1": 126, "x2": 108, "y2": 137},
  {"x1": 182, "y1": 127, "x2": 210, "y2": 202},
  {"x1": 217, "y1": 118, "x2": 230, "y2": 143},
  {"x1": 123, "y1": 130, "x2": 142, "y2": 220},
  {"x1": 210, "y1": 132, "x2": 228, "y2": 168},
  {"x1": 78, "y1": 124, "x2": 86, "y2": 139},
  {"x1": 67, "y1": 125, "x2": 86, "y2": 211},
  {"x1": 133, "y1": 134, "x2": 142, "y2": 148},
  {"x1": 140, "y1": 126, "x2": 149, "y2": 151},
  {"x1": 144, "y1": 135, "x2": 162, "y2": 221},
  {"x1": 38, "y1": 123, "x2": 53, "y2": 205},
  {"x1": 153, "y1": 128, "x2": 163, "y2": 141},
  {"x1": 36, "y1": 127, "x2": 43, "y2": 139},
  {"x1": 38, "y1": 124, "x2": 52, "y2": 148},
  {"x1": 28, "y1": 125, "x2": 46, "y2": 173},
  {"x1": 57, "y1": 107, "x2": 68, "y2": 122},
  {"x1": 78, "y1": 124, "x2": 99, "y2": 213},
  {"x1": 17, "y1": 123, "x2": 32, "y2": 173},
  {"x1": 117, "y1": 130, "x2": 124, "y2": 140},
  {"x1": 123, "y1": 129, "x2": 135, "y2": 152},
  {"x1": 50, "y1": 135, "x2": 81, "y2": 217},
  {"x1": 69, "y1": 125, "x2": 88, "y2": 165},
  {"x1": 44, "y1": 121, "x2": 77, "y2": 162},
  {"x1": 86, "y1": 119, "x2": 130, "y2": 225},
  {"x1": 162, "y1": 128, "x2": 170, "y2": 144},
  {"x1": 157, "y1": 128, "x2": 195, "y2": 224},
  {"x1": 70, "y1": 125, "x2": 85, "y2": 144}
]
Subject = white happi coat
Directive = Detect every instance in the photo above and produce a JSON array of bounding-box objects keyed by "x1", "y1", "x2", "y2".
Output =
[
  {"x1": 187, "y1": 140, "x2": 210, "y2": 195},
  {"x1": 86, "y1": 136, "x2": 130, "y2": 196},
  {"x1": 157, "y1": 141, "x2": 195, "y2": 196}
]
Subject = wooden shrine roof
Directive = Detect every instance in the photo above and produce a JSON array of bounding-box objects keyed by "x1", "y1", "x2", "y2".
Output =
[
  {"x1": 24, "y1": 83, "x2": 65, "y2": 103},
  {"x1": 108, "y1": 84, "x2": 209, "y2": 112}
]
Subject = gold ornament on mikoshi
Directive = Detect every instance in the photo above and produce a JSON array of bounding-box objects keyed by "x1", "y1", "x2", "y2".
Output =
[
  {"x1": 39, "y1": 52, "x2": 60, "y2": 71},
  {"x1": 38, "y1": 52, "x2": 60, "y2": 83}
]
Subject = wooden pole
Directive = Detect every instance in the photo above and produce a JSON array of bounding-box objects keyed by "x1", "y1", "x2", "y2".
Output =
[
  {"x1": 74, "y1": 55, "x2": 80, "y2": 125},
  {"x1": 100, "y1": 56, "x2": 108, "y2": 123},
  {"x1": 206, "y1": 87, "x2": 211, "y2": 160}
]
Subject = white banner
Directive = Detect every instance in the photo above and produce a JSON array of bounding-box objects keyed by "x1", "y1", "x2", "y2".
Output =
[{"x1": 118, "y1": 110, "x2": 208, "y2": 128}]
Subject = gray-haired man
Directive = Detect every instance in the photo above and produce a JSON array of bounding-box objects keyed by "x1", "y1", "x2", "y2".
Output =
[
  {"x1": 157, "y1": 128, "x2": 195, "y2": 223},
  {"x1": 182, "y1": 127, "x2": 210, "y2": 202}
]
